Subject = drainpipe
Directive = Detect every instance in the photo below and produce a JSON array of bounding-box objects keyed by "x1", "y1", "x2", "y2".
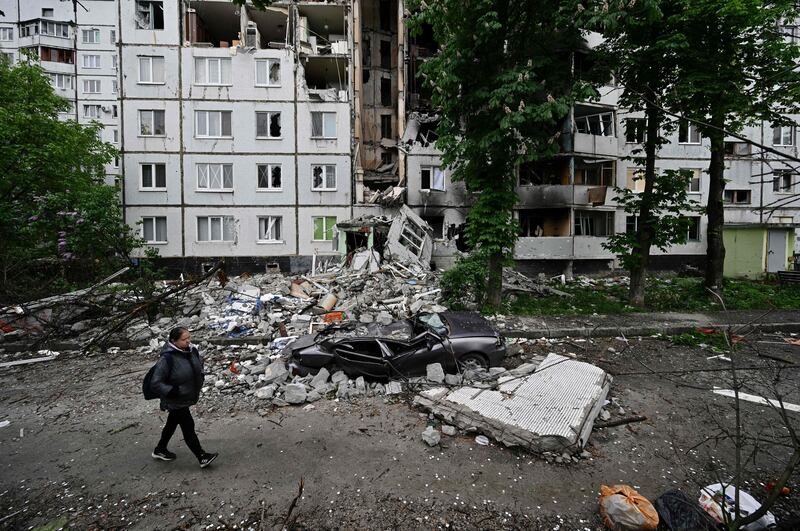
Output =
[{"x1": 396, "y1": 0, "x2": 406, "y2": 187}]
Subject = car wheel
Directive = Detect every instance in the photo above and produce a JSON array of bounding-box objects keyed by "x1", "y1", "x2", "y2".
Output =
[{"x1": 458, "y1": 352, "x2": 489, "y2": 371}]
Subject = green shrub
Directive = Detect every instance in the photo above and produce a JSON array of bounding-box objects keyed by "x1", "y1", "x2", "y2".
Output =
[{"x1": 440, "y1": 252, "x2": 489, "y2": 309}]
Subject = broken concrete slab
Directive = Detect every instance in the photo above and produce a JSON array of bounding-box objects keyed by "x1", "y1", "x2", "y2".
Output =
[
  {"x1": 385, "y1": 381, "x2": 403, "y2": 395},
  {"x1": 263, "y1": 361, "x2": 288, "y2": 384},
  {"x1": 413, "y1": 354, "x2": 612, "y2": 453},
  {"x1": 426, "y1": 363, "x2": 445, "y2": 384},
  {"x1": 421, "y1": 426, "x2": 441, "y2": 446},
  {"x1": 311, "y1": 367, "x2": 330, "y2": 389},
  {"x1": 283, "y1": 383, "x2": 308, "y2": 404}
]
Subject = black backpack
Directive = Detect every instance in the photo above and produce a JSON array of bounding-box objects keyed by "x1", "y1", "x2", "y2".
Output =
[{"x1": 142, "y1": 352, "x2": 173, "y2": 400}]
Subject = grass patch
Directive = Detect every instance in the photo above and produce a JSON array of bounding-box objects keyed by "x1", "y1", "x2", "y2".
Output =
[
  {"x1": 507, "y1": 276, "x2": 800, "y2": 316},
  {"x1": 669, "y1": 330, "x2": 733, "y2": 351}
]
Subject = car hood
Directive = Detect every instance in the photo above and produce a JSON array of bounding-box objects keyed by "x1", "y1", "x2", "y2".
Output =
[{"x1": 440, "y1": 311, "x2": 500, "y2": 339}]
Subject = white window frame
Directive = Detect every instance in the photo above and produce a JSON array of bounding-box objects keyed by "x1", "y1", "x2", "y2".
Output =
[
  {"x1": 139, "y1": 109, "x2": 165, "y2": 136},
  {"x1": 312, "y1": 216, "x2": 337, "y2": 242},
  {"x1": 678, "y1": 120, "x2": 701, "y2": 144},
  {"x1": 724, "y1": 189, "x2": 752, "y2": 204},
  {"x1": 773, "y1": 171, "x2": 795, "y2": 193},
  {"x1": 420, "y1": 166, "x2": 445, "y2": 191},
  {"x1": 196, "y1": 163, "x2": 234, "y2": 192},
  {"x1": 310, "y1": 111, "x2": 337, "y2": 139},
  {"x1": 255, "y1": 58, "x2": 281, "y2": 87},
  {"x1": 256, "y1": 164, "x2": 283, "y2": 191},
  {"x1": 112, "y1": 55, "x2": 118, "y2": 69},
  {"x1": 135, "y1": 1, "x2": 165, "y2": 31},
  {"x1": 311, "y1": 164, "x2": 337, "y2": 191},
  {"x1": 50, "y1": 73, "x2": 72, "y2": 90},
  {"x1": 140, "y1": 163, "x2": 167, "y2": 190},
  {"x1": 0, "y1": 27, "x2": 13, "y2": 41},
  {"x1": 773, "y1": 125, "x2": 795, "y2": 147},
  {"x1": 82, "y1": 54, "x2": 100, "y2": 69},
  {"x1": 685, "y1": 216, "x2": 701, "y2": 242},
  {"x1": 111, "y1": 79, "x2": 118, "y2": 94},
  {"x1": 195, "y1": 110, "x2": 232, "y2": 138},
  {"x1": 142, "y1": 216, "x2": 168, "y2": 244},
  {"x1": 197, "y1": 216, "x2": 236, "y2": 242},
  {"x1": 684, "y1": 168, "x2": 701, "y2": 194},
  {"x1": 82, "y1": 79, "x2": 101, "y2": 94},
  {"x1": 137, "y1": 55, "x2": 165, "y2": 84},
  {"x1": 111, "y1": 128, "x2": 119, "y2": 144},
  {"x1": 257, "y1": 216, "x2": 283, "y2": 243},
  {"x1": 82, "y1": 28, "x2": 100, "y2": 44},
  {"x1": 41, "y1": 21, "x2": 69, "y2": 38},
  {"x1": 255, "y1": 111, "x2": 282, "y2": 139},
  {"x1": 194, "y1": 57, "x2": 232, "y2": 86},
  {"x1": 83, "y1": 104, "x2": 101, "y2": 119}
]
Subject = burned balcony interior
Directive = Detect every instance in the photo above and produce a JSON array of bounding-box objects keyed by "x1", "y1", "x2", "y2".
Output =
[
  {"x1": 186, "y1": 1, "x2": 290, "y2": 48},
  {"x1": 518, "y1": 208, "x2": 571, "y2": 237},
  {"x1": 298, "y1": 3, "x2": 349, "y2": 100},
  {"x1": 408, "y1": 22, "x2": 438, "y2": 112}
]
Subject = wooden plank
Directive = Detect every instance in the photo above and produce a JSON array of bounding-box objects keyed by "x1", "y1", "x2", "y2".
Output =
[{"x1": 0, "y1": 355, "x2": 58, "y2": 369}]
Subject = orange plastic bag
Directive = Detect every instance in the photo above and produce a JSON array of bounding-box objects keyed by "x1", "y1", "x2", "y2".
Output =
[{"x1": 598, "y1": 484, "x2": 659, "y2": 530}]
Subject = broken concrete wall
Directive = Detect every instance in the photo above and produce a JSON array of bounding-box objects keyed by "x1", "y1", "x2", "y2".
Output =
[{"x1": 385, "y1": 205, "x2": 434, "y2": 267}]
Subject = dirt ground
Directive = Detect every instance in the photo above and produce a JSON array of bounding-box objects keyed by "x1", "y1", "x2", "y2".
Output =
[{"x1": 1, "y1": 331, "x2": 799, "y2": 530}]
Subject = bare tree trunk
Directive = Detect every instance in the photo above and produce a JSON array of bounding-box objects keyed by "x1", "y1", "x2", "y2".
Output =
[
  {"x1": 705, "y1": 109, "x2": 726, "y2": 295},
  {"x1": 485, "y1": 251, "x2": 503, "y2": 308},
  {"x1": 629, "y1": 96, "x2": 661, "y2": 307}
]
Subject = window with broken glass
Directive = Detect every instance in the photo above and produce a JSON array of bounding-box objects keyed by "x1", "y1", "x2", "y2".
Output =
[
  {"x1": 312, "y1": 216, "x2": 337, "y2": 241},
  {"x1": 574, "y1": 211, "x2": 614, "y2": 237},
  {"x1": 420, "y1": 166, "x2": 445, "y2": 191},
  {"x1": 140, "y1": 163, "x2": 167, "y2": 190},
  {"x1": 255, "y1": 59, "x2": 281, "y2": 86},
  {"x1": 197, "y1": 216, "x2": 235, "y2": 242},
  {"x1": 256, "y1": 111, "x2": 281, "y2": 138},
  {"x1": 194, "y1": 57, "x2": 231, "y2": 85},
  {"x1": 135, "y1": 1, "x2": 164, "y2": 30},
  {"x1": 575, "y1": 162, "x2": 614, "y2": 186},
  {"x1": 138, "y1": 56, "x2": 165, "y2": 84},
  {"x1": 380, "y1": 114, "x2": 392, "y2": 139},
  {"x1": 310, "y1": 111, "x2": 336, "y2": 138},
  {"x1": 139, "y1": 109, "x2": 165, "y2": 136},
  {"x1": 624, "y1": 118, "x2": 645, "y2": 143},
  {"x1": 142, "y1": 216, "x2": 167, "y2": 243},
  {"x1": 195, "y1": 110, "x2": 232, "y2": 138},
  {"x1": 723, "y1": 189, "x2": 751, "y2": 204},
  {"x1": 197, "y1": 163, "x2": 233, "y2": 191},
  {"x1": 773, "y1": 170, "x2": 795, "y2": 193},
  {"x1": 399, "y1": 221, "x2": 428, "y2": 258},
  {"x1": 311, "y1": 165, "x2": 336, "y2": 190},
  {"x1": 257, "y1": 216, "x2": 282, "y2": 242},
  {"x1": 684, "y1": 217, "x2": 700, "y2": 241},
  {"x1": 257, "y1": 164, "x2": 282, "y2": 190},
  {"x1": 575, "y1": 112, "x2": 614, "y2": 136}
]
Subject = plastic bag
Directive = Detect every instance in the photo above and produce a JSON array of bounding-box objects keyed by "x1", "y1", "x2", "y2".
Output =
[
  {"x1": 598, "y1": 484, "x2": 659, "y2": 530},
  {"x1": 654, "y1": 489, "x2": 718, "y2": 531},
  {"x1": 698, "y1": 483, "x2": 775, "y2": 530}
]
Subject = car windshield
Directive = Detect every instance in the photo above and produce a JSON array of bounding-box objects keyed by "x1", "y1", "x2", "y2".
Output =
[{"x1": 418, "y1": 313, "x2": 448, "y2": 336}]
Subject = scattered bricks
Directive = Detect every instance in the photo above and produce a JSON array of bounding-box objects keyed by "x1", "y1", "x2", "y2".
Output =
[
  {"x1": 426, "y1": 363, "x2": 445, "y2": 384},
  {"x1": 263, "y1": 360, "x2": 288, "y2": 384},
  {"x1": 311, "y1": 367, "x2": 330, "y2": 389},
  {"x1": 283, "y1": 383, "x2": 307, "y2": 404},
  {"x1": 441, "y1": 425, "x2": 457, "y2": 436},
  {"x1": 421, "y1": 426, "x2": 441, "y2": 446},
  {"x1": 385, "y1": 381, "x2": 403, "y2": 395}
]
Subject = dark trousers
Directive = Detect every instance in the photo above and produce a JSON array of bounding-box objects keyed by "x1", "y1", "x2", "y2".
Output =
[{"x1": 157, "y1": 407, "x2": 203, "y2": 458}]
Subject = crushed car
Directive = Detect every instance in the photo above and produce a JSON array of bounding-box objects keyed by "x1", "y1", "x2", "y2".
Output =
[{"x1": 284, "y1": 312, "x2": 506, "y2": 379}]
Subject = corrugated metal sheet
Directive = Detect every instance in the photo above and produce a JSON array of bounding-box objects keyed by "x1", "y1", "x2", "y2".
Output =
[{"x1": 417, "y1": 354, "x2": 612, "y2": 451}]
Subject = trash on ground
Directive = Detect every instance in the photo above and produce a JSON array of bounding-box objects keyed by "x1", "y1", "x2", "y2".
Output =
[
  {"x1": 712, "y1": 388, "x2": 800, "y2": 413},
  {"x1": 598, "y1": 484, "x2": 659, "y2": 530},
  {"x1": 698, "y1": 483, "x2": 776, "y2": 530},
  {"x1": 653, "y1": 489, "x2": 718, "y2": 531}
]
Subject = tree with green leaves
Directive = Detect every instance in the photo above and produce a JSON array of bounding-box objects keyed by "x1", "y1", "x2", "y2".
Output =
[
  {"x1": 669, "y1": 0, "x2": 800, "y2": 295},
  {"x1": 580, "y1": 0, "x2": 698, "y2": 306},
  {"x1": 409, "y1": 0, "x2": 597, "y2": 307},
  {"x1": 0, "y1": 55, "x2": 139, "y2": 302}
]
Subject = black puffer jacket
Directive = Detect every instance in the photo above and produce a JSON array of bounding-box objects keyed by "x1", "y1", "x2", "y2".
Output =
[{"x1": 150, "y1": 342, "x2": 204, "y2": 411}]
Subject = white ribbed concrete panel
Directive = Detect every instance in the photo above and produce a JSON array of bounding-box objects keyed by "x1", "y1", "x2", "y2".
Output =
[{"x1": 415, "y1": 354, "x2": 612, "y2": 452}]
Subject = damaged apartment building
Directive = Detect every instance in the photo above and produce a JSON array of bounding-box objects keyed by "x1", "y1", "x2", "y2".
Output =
[{"x1": 2, "y1": 1, "x2": 798, "y2": 276}]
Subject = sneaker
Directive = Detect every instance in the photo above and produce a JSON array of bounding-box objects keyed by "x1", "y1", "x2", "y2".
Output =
[
  {"x1": 151, "y1": 448, "x2": 176, "y2": 461},
  {"x1": 199, "y1": 452, "x2": 218, "y2": 468}
]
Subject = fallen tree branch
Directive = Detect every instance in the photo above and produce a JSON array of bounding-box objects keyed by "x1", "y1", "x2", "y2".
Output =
[{"x1": 593, "y1": 415, "x2": 648, "y2": 429}]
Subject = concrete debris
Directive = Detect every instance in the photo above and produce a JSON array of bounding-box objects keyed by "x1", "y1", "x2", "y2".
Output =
[
  {"x1": 283, "y1": 383, "x2": 308, "y2": 404},
  {"x1": 426, "y1": 363, "x2": 445, "y2": 383},
  {"x1": 385, "y1": 381, "x2": 403, "y2": 395},
  {"x1": 421, "y1": 426, "x2": 441, "y2": 446},
  {"x1": 441, "y1": 424, "x2": 457, "y2": 436},
  {"x1": 414, "y1": 354, "x2": 612, "y2": 453}
]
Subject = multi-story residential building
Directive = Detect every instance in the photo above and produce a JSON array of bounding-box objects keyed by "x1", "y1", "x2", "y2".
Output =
[
  {"x1": 0, "y1": 0, "x2": 120, "y2": 184},
  {"x1": 2, "y1": 1, "x2": 798, "y2": 276}
]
